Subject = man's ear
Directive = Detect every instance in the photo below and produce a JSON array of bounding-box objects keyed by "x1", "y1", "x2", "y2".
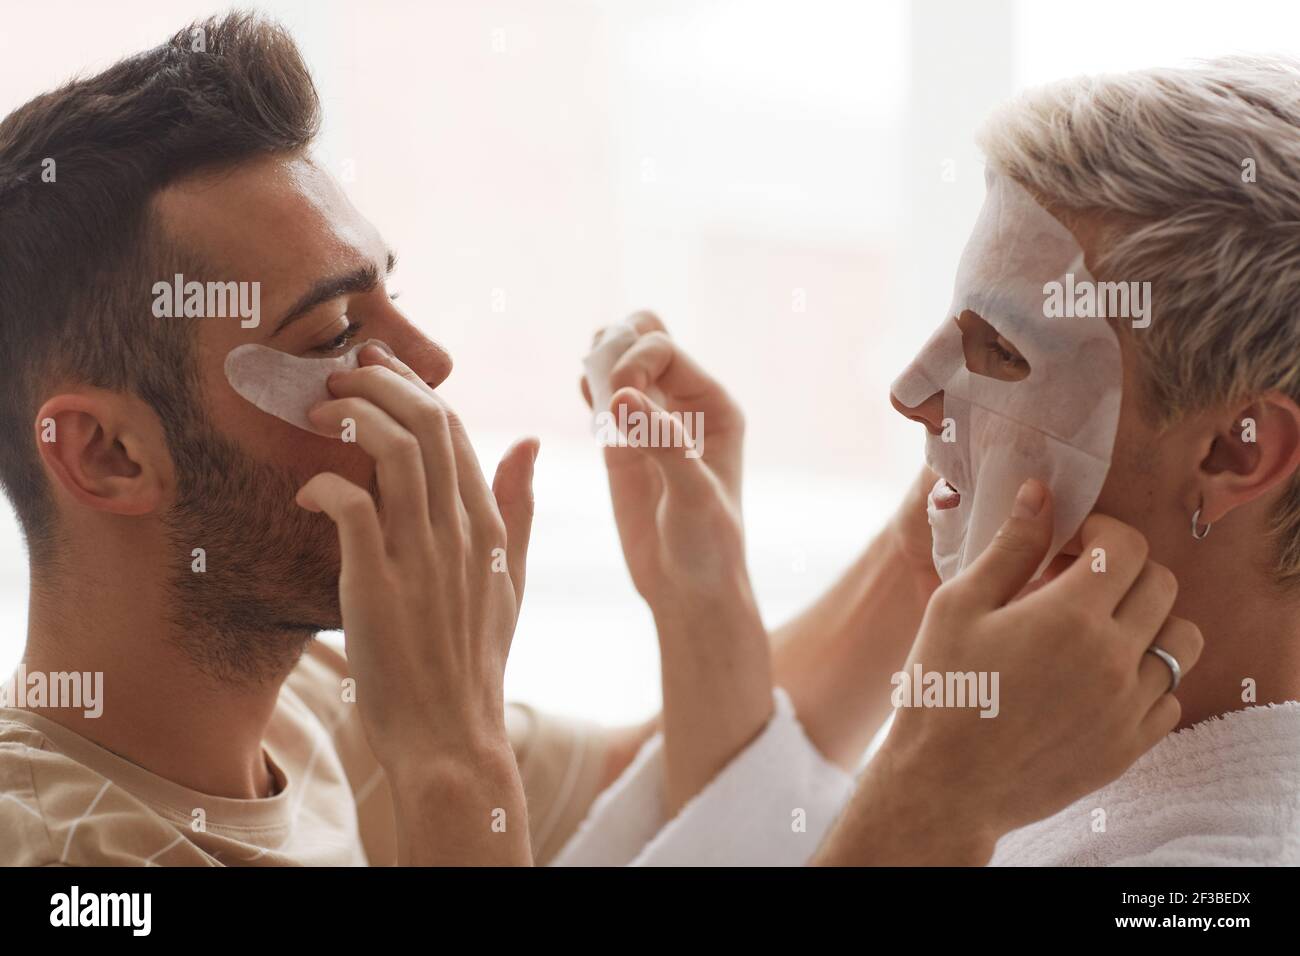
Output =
[
  {"x1": 1198, "y1": 391, "x2": 1300, "y2": 525},
  {"x1": 33, "y1": 390, "x2": 169, "y2": 517}
]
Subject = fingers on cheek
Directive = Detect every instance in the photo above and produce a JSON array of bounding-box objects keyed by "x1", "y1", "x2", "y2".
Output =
[
  {"x1": 309, "y1": 397, "x2": 345, "y2": 419},
  {"x1": 308, "y1": 399, "x2": 358, "y2": 437},
  {"x1": 327, "y1": 366, "x2": 377, "y2": 396},
  {"x1": 306, "y1": 403, "x2": 382, "y2": 476},
  {"x1": 356, "y1": 347, "x2": 423, "y2": 388}
]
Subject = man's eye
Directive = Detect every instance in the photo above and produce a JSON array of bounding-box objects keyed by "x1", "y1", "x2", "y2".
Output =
[
  {"x1": 987, "y1": 340, "x2": 1027, "y2": 367},
  {"x1": 312, "y1": 321, "x2": 363, "y2": 355},
  {"x1": 955, "y1": 309, "x2": 1030, "y2": 381}
]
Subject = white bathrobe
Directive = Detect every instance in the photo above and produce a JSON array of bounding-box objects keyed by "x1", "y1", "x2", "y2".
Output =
[
  {"x1": 991, "y1": 699, "x2": 1300, "y2": 866},
  {"x1": 551, "y1": 690, "x2": 854, "y2": 866},
  {"x1": 553, "y1": 691, "x2": 1300, "y2": 866}
]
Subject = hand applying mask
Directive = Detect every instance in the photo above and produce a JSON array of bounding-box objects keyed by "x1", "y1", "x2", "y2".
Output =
[
  {"x1": 581, "y1": 312, "x2": 772, "y2": 815},
  {"x1": 295, "y1": 344, "x2": 538, "y2": 866},
  {"x1": 815, "y1": 479, "x2": 1203, "y2": 866}
]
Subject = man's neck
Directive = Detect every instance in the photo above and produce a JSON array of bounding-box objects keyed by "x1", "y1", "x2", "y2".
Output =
[
  {"x1": 1169, "y1": 536, "x2": 1300, "y2": 731},
  {"x1": 19, "y1": 562, "x2": 303, "y2": 800}
]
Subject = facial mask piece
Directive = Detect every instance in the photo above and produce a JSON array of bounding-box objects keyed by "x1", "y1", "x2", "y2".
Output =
[
  {"x1": 582, "y1": 322, "x2": 667, "y2": 429},
  {"x1": 224, "y1": 339, "x2": 389, "y2": 435},
  {"x1": 891, "y1": 170, "x2": 1123, "y2": 582}
]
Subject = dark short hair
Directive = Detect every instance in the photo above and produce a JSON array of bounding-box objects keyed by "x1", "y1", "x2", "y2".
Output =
[{"x1": 0, "y1": 12, "x2": 321, "y2": 564}]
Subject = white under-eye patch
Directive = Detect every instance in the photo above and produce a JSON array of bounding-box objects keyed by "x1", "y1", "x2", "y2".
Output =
[
  {"x1": 582, "y1": 322, "x2": 667, "y2": 430},
  {"x1": 224, "y1": 338, "x2": 390, "y2": 435}
]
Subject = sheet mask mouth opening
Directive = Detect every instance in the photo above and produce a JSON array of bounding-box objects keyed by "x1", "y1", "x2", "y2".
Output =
[{"x1": 931, "y1": 477, "x2": 962, "y2": 511}]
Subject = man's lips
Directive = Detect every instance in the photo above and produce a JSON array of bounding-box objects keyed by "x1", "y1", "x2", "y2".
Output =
[{"x1": 930, "y1": 477, "x2": 961, "y2": 511}]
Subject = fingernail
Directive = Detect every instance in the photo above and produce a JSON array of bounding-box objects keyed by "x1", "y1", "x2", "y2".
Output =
[
  {"x1": 1012, "y1": 479, "x2": 1045, "y2": 518},
  {"x1": 358, "y1": 340, "x2": 398, "y2": 368}
]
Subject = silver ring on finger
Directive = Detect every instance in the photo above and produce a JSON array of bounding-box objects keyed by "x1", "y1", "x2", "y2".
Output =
[{"x1": 1144, "y1": 645, "x2": 1182, "y2": 693}]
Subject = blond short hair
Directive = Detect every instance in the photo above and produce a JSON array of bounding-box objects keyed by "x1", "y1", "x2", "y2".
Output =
[{"x1": 978, "y1": 56, "x2": 1300, "y2": 587}]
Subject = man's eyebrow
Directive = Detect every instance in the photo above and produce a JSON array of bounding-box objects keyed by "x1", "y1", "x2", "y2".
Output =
[{"x1": 271, "y1": 250, "x2": 399, "y2": 337}]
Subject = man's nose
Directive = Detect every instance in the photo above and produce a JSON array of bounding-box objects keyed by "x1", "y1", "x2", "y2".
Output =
[
  {"x1": 399, "y1": 339, "x2": 453, "y2": 390},
  {"x1": 890, "y1": 389, "x2": 946, "y2": 436}
]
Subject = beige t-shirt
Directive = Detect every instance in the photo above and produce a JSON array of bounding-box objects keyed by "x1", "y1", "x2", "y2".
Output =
[{"x1": 0, "y1": 641, "x2": 608, "y2": 866}]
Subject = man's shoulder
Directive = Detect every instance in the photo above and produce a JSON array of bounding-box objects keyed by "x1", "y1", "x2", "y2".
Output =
[
  {"x1": 0, "y1": 714, "x2": 180, "y2": 866},
  {"x1": 0, "y1": 711, "x2": 99, "y2": 812}
]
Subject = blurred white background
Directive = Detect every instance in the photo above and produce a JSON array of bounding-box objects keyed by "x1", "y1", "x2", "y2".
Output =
[{"x1": 2, "y1": 0, "x2": 1298, "y2": 726}]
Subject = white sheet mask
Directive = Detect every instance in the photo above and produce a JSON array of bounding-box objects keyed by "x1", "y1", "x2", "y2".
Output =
[
  {"x1": 224, "y1": 338, "x2": 389, "y2": 435},
  {"x1": 891, "y1": 170, "x2": 1123, "y2": 582},
  {"x1": 582, "y1": 322, "x2": 667, "y2": 429}
]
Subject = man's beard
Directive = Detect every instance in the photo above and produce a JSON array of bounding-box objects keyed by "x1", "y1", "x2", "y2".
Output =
[{"x1": 161, "y1": 413, "x2": 373, "y2": 686}]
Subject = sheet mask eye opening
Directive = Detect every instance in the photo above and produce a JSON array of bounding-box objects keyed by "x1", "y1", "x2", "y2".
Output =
[{"x1": 955, "y1": 310, "x2": 1031, "y2": 382}]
